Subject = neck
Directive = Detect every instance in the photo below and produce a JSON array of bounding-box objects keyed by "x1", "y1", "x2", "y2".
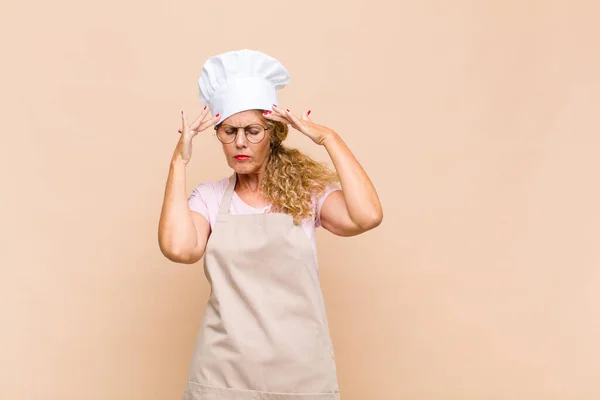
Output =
[{"x1": 236, "y1": 171, "x2": 264, "y2": 192}]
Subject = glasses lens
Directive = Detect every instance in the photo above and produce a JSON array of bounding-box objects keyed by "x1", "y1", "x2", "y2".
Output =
[
  {"x1": 245, "y1": 124, "x2": 265, "y2": 143},
  {"x1": 216, "y1": 125, "x2": 236, "y2": 143}
]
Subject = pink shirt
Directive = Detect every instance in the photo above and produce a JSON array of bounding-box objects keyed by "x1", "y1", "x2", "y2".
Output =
[{"x1": 188, "y1": 176, "x2": 342, "y2": 269}]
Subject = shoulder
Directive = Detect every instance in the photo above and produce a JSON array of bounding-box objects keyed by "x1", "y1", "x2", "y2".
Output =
[
  {"x1": 188, "y1": 176, "x2": 232, "y2": 225},
  {"x1": 189, "y1": 176, "x2": 231, "y2": 202},
  {"x1": 313, "y1": 183, "x2": 342, "y2": 227},
  {"x1": 313, "y1": 183, "x2": 342, "y2": 206}
]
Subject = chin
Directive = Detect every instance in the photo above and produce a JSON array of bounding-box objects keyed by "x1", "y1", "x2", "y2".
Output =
[{"x1": 229, "y1": 161, "x2": 255, "y2": 174}]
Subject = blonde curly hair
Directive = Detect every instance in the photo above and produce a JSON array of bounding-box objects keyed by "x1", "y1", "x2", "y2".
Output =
[{"x1": 260, "y1": 115, "x2": 339, "y2": 225}]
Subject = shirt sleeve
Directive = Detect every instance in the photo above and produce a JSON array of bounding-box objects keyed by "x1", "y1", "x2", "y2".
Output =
[
  {"x1": 188, "y1": 182, "x2": 211, "y2": 224},
  {"x1": 314, "y1": 183, "x2": 342, "y2": 228}
]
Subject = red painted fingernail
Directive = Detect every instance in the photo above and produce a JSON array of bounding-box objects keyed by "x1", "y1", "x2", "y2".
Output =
[
  {"x1": 181, "y1": 110, "x2": 183, "y2": 115},
  {"x1": 273, "y1": 104, "x2": 277, "y2": 107},
  {"x1": 286, "y1": 108, "x2": 290, "y2": 112},
  {"x1": 204, "y1": 105, "x2": 207, "y2": 110},
  {"x1": 215, "y1": 113, "x2": 220, "y2": 117},
  {"x1": 307, "y1": 110, "x2": 311, "y2": 115}
]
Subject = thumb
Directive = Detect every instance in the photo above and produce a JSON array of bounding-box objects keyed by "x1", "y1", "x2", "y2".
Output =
[
  {"x1": 302, "y1": 109, "x2": 312, "y2": 121},
  {"x1": 182, "y1": 109, "x2": 188, "y2": 125}
]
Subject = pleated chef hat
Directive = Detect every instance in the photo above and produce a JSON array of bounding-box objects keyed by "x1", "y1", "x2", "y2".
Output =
[{"x1": 198, "y1": 49, "x2": 291, "y2": 125}]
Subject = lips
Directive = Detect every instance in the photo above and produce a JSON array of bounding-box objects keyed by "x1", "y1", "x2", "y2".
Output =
[{"x1": 234, "y1": 155, "x2": 250, "y2": 160}]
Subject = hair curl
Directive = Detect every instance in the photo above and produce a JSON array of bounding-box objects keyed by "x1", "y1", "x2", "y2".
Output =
[{"x1": 261, "y1": 116, "x2": 339, "y2": 225}]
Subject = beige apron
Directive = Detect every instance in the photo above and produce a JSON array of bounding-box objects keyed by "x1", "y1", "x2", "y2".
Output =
[{"x1": 182, "y1": 173, "x2": 340, "y2": 400}]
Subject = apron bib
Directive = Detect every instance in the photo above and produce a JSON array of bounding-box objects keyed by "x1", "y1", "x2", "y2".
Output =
[{"x1": 183, "y1": 173, "x2": 340, "y2": 400}]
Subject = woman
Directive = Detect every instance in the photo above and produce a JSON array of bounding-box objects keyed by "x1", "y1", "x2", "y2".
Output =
[{"x1": 158, "y1": 49, "x2": 382, "y2": 400}]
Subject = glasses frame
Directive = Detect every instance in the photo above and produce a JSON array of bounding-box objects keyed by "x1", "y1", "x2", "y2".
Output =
[{"x1": 214, "y1": 123, "x2": 273, "y2": 144}]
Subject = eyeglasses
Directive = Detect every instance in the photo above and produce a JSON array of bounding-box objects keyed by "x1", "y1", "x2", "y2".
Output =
[{"x1": 214, "y1": 123, "x2": 272, "y2": 144}]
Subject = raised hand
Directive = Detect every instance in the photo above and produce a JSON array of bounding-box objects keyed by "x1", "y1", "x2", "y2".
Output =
[
  {"x1": 263, "y1": 105, "x2": 336, "y2": 146},
  {"x1": 177, "y1": 106, "x2": 219, "y2": 163}
]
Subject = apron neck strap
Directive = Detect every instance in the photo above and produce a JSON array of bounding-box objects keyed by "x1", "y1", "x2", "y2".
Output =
[{"x1": 218, "y1": 172, "x2": 237, "y2": 215}]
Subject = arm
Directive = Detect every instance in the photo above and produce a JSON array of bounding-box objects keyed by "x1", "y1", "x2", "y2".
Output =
[
  {"x1": 319, "y1": 132, "x2": 383, "y2": 236},
  {"x1": 158, "y1": 146, "x2": 210, "y2": 264},
  {"x1": 265, "y1": 106, "x2": 383, "y2": 237},
  {"x1": 158, "y1": 109, "x2": 216, "y2": 264}
]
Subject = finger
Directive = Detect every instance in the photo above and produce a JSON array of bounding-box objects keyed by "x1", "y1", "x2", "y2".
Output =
[
  {"x1": 284, "y1": 108, "x2": 303, "y2": 128},
  {"x1": 301, "y1": 109, "x2": 312, "y2": 121},
  {"x1": 190, "y1": 105, "x2": 210, "y2": 130},
  {"x1": 264, "y1": 112, "x2": 290, "y2": 124},
  {"x1": 271, "y1": 104, "x2": 290, "y2": 118},
  {"x1": 264, "y1": 109, "x2": 290, "y2": 121},
  {"x1": 186, "y1": 114, "x2": 220, "y2": 134},
  {"x1": 182, "y1": 110, "x2": 189, "y2": 130},
  {"x1": 196, "y1": 115, "x2": 220, "y2": 132},
  {"x1": 265, "y1": 107, "x2": 289, "y2": 120}
]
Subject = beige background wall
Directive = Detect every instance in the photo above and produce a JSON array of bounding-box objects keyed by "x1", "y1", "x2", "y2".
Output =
[{"x1": 2, "y1": 1, "x2": 599, "y2": 399}]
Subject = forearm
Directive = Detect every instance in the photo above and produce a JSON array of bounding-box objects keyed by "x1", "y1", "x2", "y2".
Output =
[
  {"x1": 158, "y1": 145, "x2": 199, "y2": 261},
  {"x1": 322, "y1": 132, "x2": 383, "y2": 228}
]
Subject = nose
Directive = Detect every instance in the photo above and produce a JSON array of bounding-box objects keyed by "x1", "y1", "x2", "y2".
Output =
[{"x1": 234, "y1": 128, "x2": 248, "y2": 147}]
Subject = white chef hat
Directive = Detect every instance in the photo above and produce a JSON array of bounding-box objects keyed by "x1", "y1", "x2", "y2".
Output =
[{"x1": 198, "y1": 49, "x2": 291, "y2": 125}]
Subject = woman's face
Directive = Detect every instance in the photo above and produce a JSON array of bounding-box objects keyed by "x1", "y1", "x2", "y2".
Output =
[{"x1": 219, "y1": 110, "x2": 272, "y2": 175}]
